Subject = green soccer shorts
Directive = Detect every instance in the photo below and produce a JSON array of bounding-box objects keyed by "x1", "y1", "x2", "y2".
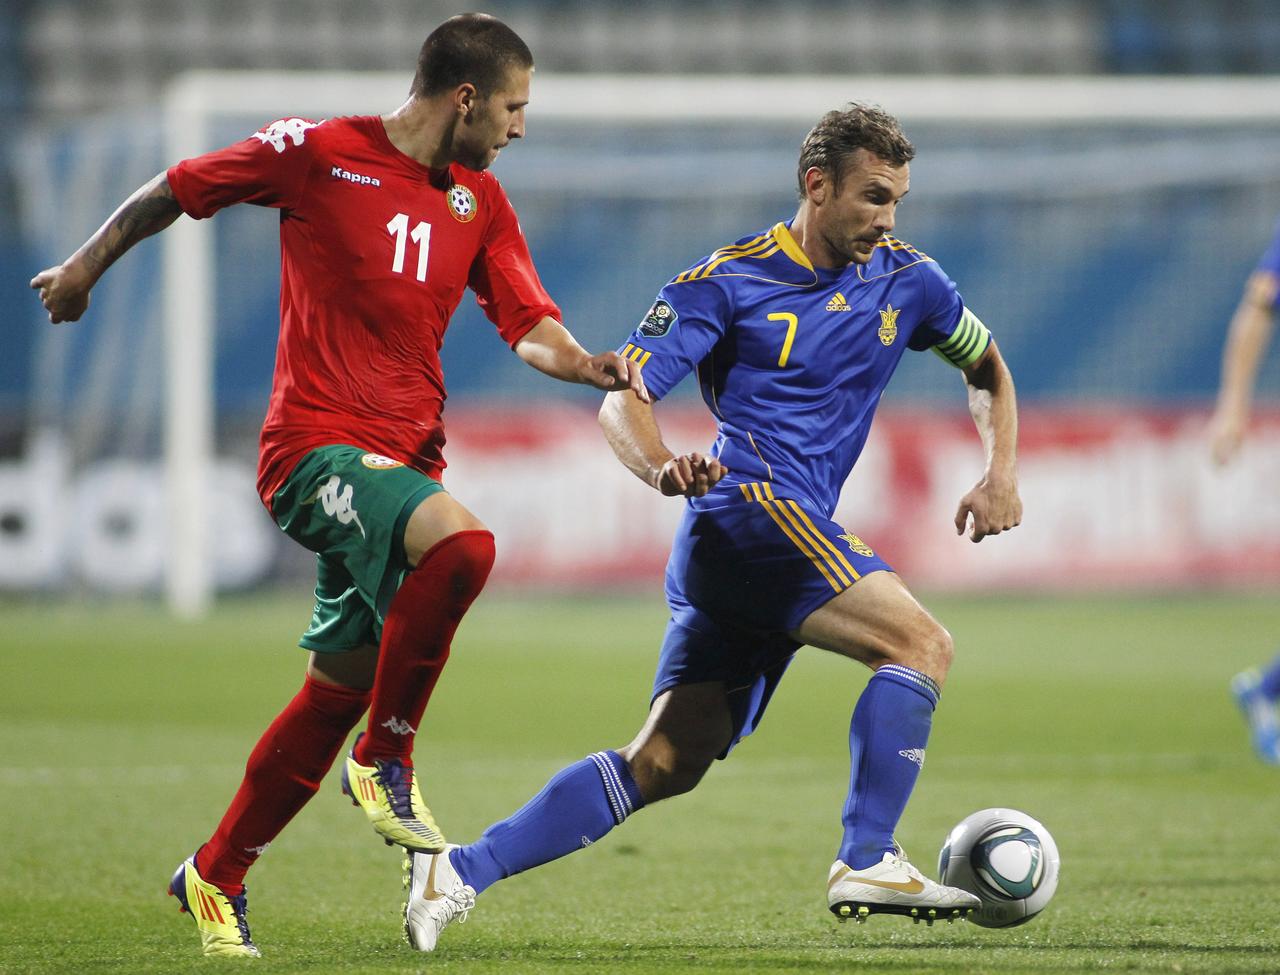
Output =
[{"x1": 271, "y1": 445, "x2": 445, "y2": 653}]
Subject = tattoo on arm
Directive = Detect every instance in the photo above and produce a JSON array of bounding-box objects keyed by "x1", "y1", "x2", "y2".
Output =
[{"x1": 79, "y1": 173, "x2": 183, "y2": 278}]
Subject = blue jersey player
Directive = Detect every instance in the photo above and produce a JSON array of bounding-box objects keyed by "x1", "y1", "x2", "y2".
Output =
[
  {"x1": 403, "y1": 104, "x2": 1023, "y2": 949},
  {"x1": 1213, "y1": 216, "x2": 1280, "y2": 764}
]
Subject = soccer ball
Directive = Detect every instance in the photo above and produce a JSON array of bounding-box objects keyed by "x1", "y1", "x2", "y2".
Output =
[{"x1": 937, "y1": 808, "x2": 1059, "y2": 928}]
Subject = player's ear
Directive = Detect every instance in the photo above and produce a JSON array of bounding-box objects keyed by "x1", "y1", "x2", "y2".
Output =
[
  {"x1": 804, "y1": 166, "x2": 828, "y2": 205},
  {"x1": 453, "y1": 83, "x2": 478, "y2": 120}
]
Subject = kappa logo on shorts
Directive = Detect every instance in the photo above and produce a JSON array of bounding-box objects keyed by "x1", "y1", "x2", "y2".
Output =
[
  {"x1": 639, "y1": 299, "x2": 677, "y2": 338},
  {"x1": 312, "y1": 475, "x2": 366, "y2": 538},
  {"x1": 361, "y1": 453, "x2": 404, "y2": 469},
  {"x1": 838, "y1": 532, "x2": 875, "y2": 557}
]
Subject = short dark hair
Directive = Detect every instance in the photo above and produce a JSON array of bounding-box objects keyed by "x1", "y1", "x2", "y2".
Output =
[
  {"x1": 796, "y1": 103, "x2": 915, "y2": 199},
  {"x1": 412, "y1": 13, "x2": 534, "y2": 98}
]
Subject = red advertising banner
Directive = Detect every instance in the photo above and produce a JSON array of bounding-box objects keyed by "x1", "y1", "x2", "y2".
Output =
[{"x1": 442, "y1": 405, "x2": 1280, "y2": 591}]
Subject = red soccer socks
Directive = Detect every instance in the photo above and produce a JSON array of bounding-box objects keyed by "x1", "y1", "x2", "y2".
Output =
[
  {"x1": 355, "y1": 530, "x2": 495, "y2": 766},
  {"x1": 198, "y1": 674, "x2": 371, "y2": 892}
]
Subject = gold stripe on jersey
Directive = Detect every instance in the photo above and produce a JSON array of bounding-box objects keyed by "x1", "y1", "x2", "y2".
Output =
[
  {"x1": 856, "y1": 234, "x2": 935, "y2": 283},
  {"x1": 675, "y1": 231, "x2": 773, "y2": 283},
  {"x1": 622, "y1": 344, "x2": 652, "y2": 366},
  {"x1": 745, "y1": 431, "x2": 774, "y2": 481},
  {"x1": 688, "y1": 240, "x2": 780, "y2": 281}
]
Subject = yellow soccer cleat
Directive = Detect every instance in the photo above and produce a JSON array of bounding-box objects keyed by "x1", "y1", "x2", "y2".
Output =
[
  {"x1": 167, "y1": 854, "x2": 261, "y2": 958},
  {"x1": 341, "y1": 736, "x2": 446, "y2": 853}
]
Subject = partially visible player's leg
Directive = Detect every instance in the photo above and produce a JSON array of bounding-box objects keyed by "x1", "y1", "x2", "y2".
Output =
[
  {"x1": 793, "y1": 570, "x2": 977, "y2": 921},
  {"x1": 344, "y1": 491, "x2": 496, "y2": 852},
  {"x1": 1231, "y1": 649, "x2": 1280, "y2": 764},
  {"x1": 355, "y1": 491, "x2": 494, "y2": 766},
  {"x1": 406, "y1": 683, "x2": 731, "y2": 951},
  {"x1": 171, "y1": 643, "x2": 375, "y2": 956}
]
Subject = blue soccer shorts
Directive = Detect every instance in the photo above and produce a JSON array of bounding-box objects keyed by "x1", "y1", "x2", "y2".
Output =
[{"x1": 652, "y1": 480, "x2": 893, "y2": 756}]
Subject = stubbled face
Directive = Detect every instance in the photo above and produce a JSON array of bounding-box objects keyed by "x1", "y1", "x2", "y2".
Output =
[
  {"x1": 455, "y1": 65, "x2": 531, "y2": 170},
  {"x1": 810, "y1": 149, "x2": 910, "y2": 265}
]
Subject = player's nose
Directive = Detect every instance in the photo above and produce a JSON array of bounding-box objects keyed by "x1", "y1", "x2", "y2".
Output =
[{"x1": 509, "y1": 109, "x2": 525, "y2": 140}]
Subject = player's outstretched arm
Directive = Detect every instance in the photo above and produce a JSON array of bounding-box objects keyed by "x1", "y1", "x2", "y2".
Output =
[
  {"x1": 30, "y1": 171, "x2": 182, "y2": 324},
  {"x1": 954, "y1": 340, "x2": 1021, "y2": 543},
  {"x1": 515, "y1": 318, "x2": 650, "y2": 402},
  {"x1": 598, "y1": 389, "x2": 726, "y2": 498},
  {"x1": 1210, "y1": 270, "x2": 1278, "y2": 466}
]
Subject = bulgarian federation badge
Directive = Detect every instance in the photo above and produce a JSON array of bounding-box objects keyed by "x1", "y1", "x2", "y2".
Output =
[{"x1": 447, "y1": 183, "x2": 478, "y2": 223}]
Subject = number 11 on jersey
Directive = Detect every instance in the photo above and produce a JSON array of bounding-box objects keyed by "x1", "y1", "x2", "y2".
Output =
[{"x1": 387, "y1": 213, "x2": 431, "y2": 282}]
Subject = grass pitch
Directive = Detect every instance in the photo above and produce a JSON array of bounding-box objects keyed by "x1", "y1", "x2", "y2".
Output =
[{"x1": 2, "y1": 590, "x2": 1279, "y2": 974}]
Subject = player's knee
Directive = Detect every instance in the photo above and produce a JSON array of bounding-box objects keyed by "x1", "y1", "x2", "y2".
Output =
[
  {"x1": 913, "y1": 619, "x2": 954, "y2": 683},
  {"x1": 625, "y1": 742, "x2": 714, "y2": 803},
  {"x1": 431, "y1": 530, "x2": 496, "y2": 603}
]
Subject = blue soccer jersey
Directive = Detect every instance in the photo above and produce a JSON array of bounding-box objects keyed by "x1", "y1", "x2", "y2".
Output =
[
  {"x1": 1258, "y1": 218, "x2": 1280, "y2": 290},
  {"x1": 618, "y1": 221, "x2": 991, "y2": 517}
]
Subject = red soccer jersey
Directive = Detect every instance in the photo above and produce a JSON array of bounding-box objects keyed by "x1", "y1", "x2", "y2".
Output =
[{"x1": 167, "y1": 115, "x2": 561, "y2": 510}]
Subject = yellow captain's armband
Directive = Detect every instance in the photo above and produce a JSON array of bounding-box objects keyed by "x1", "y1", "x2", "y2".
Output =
[{"x1": 932, "y1": 308, "x2": 991, "y2": 368}]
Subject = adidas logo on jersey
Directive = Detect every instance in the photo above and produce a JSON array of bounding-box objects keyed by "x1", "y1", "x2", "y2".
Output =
[
  {"x1": 331, "y1": 165, "x2": 381, "y2": 187},
  {"x1": 826, "y1": 292, "x2": 851, "y2": 312}
]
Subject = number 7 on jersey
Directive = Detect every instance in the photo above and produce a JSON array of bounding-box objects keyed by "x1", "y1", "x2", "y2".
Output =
[
  {"x1": 387, "y1": 213, "x2": 431, "y2": 282},
  {"x1": 767, "y1": 312, "x2": 799, "y2": 367}
]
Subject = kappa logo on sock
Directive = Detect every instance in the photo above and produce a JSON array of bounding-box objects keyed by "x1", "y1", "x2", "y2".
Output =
[
  {"x1": 580, "y1": 836, "x2": 593, "y2": 848},
  {"x1": 898, "y1": 748, "x2": 926, "y2": 769},
  {"x1": 243, "y1": 843, "x2": 271, "y2": 857},
  {"x1": 381, "y1": 716, "x2": 417, "y2": 736}
]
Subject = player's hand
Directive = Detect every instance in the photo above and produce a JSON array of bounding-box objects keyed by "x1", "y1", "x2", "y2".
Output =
[
  {"x1": 954, "y1": 471, "x2": 1021, "y2": 543},
  {"x1": 578, "y1": 351, "x2": 650, "y2": 404},
  {"x1": 656, "y1": 452, "x2": 727, "y2": 498},
  {"x1": 1208, "y1": 406, "x2": 1246, "y2": 466},
  {"x1": 30, "y1": 262, "x2": 95, "y2": 324}
]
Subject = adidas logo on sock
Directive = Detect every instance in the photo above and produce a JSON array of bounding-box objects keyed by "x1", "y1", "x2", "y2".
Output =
[
  {"x1": 898, "y1": 748, "x2": 925, "y2": 768},
  {"x1": 380, "y1": 716, "x2": 417, "y2": 736}
]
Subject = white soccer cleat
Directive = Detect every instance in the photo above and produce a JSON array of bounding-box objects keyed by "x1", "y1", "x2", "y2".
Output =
[
  {"x1": 403, "y1": 845, "x2": 476, "y2": 952},
  {"x1": 828, "y1": 848, "x2": 980, "y2": 925}
]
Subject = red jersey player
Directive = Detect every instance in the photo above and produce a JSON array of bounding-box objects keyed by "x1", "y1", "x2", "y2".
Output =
[{"x1": 29, "y1": 14, "x2": 647, "y2": 959}]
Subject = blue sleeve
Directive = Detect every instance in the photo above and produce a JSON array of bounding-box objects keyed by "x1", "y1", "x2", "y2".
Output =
[
  {"x1": 1258, "y1": 218, "x2": 1280, "y2": 280},
  {"x1": 616, "y1": 279, "x2": 732, "y2": 400},
  {"x1": 906, "y1": 259, "x2": 966, "y2": 352}
]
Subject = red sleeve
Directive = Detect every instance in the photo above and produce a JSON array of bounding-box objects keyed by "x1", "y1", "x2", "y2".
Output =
[
  {"x1": 468, "y1": 179, "x2": 562, "y2": 348},
  {"x1": 166, "y1": 117, "x2": 320, "y2": 220}
]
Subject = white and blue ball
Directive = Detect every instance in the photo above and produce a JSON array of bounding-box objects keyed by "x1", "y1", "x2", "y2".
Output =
[{"x1": 937, "y1": 808, "x2": 1059, "y2": 928}]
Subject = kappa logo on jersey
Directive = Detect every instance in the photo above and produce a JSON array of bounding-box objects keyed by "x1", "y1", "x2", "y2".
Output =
[
  {"x1": 878, "y1": 304, "x2": 900, "y2": 346},
  {"x1": 447, "y1": 184, "x2": 478, "y2": 222},
  {"x1": 252, "y1": 118, "x2": 319, "y2": 154},
  {"x1": 639, "y1": 299, "x2": 677, "y2": 338},
  {"x1": 331, "y1": 165, "x2": 381, "y2": 187},
  {"x1": 838, "y1": 532, "x2": 875, "y2": 557},
  {"x1": 826, "y1": 291, "x2": 852, "y2": 312},
  {"x1": 313, "y1": 474, "x2": 366, "y2": 537},
  {"x1": 361, "y1": 453, "x2": 404, "y2": 469}
]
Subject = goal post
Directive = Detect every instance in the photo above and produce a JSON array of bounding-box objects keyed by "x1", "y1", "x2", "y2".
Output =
[{"x1": 160, "y1": 71, "x2": 1280, "y2": 617}]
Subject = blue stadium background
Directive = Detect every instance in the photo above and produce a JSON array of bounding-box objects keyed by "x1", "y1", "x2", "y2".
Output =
[{"x1": 4, "y1": 0, "x2": 1280, "y2": 435}]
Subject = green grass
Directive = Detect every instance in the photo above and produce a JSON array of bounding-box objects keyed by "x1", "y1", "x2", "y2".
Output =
[{"x1": 2, "y1": 591, "x2": 1279, "y2": 973}]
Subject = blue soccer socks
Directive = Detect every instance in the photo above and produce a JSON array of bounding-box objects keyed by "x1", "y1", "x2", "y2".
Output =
[
  {"x1": 451, "y1": 750, "x2": 644, "y2": 895},
  {"x1": 1258, "y1": 652, "x2": 1280, "y2": 701},
  {"x1": 839, "y1": 664, "x2": 940, "y2": 870}
]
